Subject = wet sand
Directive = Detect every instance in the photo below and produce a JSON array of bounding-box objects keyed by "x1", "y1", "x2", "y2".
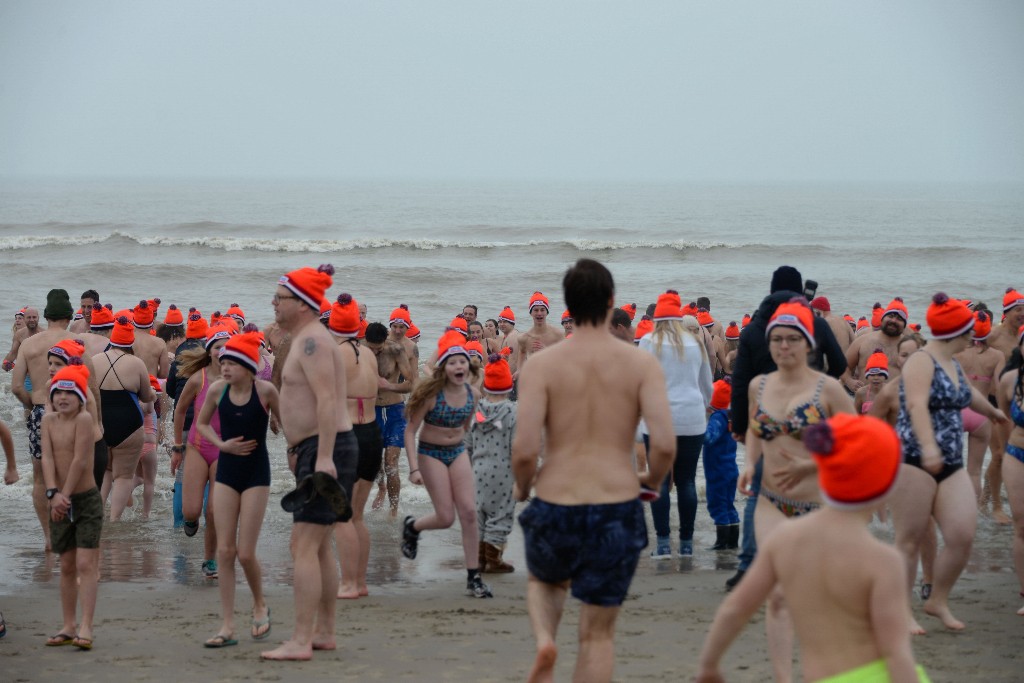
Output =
[{"x1": 2, "y1": 508, "x2": 1023, "y2": 682}]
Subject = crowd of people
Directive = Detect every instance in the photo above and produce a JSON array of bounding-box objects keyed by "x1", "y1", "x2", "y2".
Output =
[{"x1": 3, "y1": 262, "x2": 1023, "y2": 682}]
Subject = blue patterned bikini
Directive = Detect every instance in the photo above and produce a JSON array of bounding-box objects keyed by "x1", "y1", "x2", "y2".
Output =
[{"x1": 419, "y1": 388, "x2": 475, "y2": 466}]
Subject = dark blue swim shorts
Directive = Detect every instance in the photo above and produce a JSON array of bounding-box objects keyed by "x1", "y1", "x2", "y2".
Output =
[
  {"x1": 518, "y1": 497, "x2": 647, "y2": 607},
  {"x1": 375, "y1": 403, "x2": 406, "y2": 449}
]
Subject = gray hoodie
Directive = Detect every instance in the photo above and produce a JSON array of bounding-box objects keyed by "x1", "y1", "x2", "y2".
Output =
[{"x1": 466, "y1": 398, "x2": 517, "y2": 465}]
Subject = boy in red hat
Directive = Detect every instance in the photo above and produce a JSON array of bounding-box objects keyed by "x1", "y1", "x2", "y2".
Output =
[{"x1": 513, "y1": 291, "x2": 564, "y2": 374}]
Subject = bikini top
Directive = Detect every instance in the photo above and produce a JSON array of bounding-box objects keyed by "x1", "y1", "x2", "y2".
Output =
[
  {"x1": 752, "y1": 375, "x2": 827, "y2": 441},
  {"x1": 424, "y1": 388, "x2": 475, "y2": 429},
  {"x1": 1011, "y1": 395, "x2": 1024, "y2": 429}
]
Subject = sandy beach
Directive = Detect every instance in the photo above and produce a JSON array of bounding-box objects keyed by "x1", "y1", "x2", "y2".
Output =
[{"x1": 2, "y1": 505, "x2": 1022, "y2": 682}]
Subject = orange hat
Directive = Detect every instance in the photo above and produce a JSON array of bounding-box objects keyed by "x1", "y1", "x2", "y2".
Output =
[
  {"x1": 49, "y1": 358, "x2": 90, "y2": 404},
  {"x1": 241, "y1": 323, "x2": 265, "y2": 347},
  {"x1": 210, "y1": 311, "x2": 223, "y2": 326},
  {"x1": 219, "y1": 331, "x2": 262, "y2": 373},
  {"x1": 90, "y1": 304, "x2": 115, "y2": 330},
  {"x1": 697, "y1": 308, "x2": 714, "y2": 328},
  {"x1": 204, "y1": 323, "x2": 235, "y2": 351},
  {"x1": 498, "y1": 307, "x2": 516, "y2": 325},
  {"x1": 163, "y1": 304, "x2": 184, "y2": 326},
  {"x1": 278, "y1": 264, "x2": 335, "y2": 310},
  {"x1": 499, "y1": 346, "x2": 513, "y2": 357},
  {"x1": 926, "y1": 292, "x2": 974, "y2": 340},
  {"x1": 329, "y1": 293, "x2": 360, "y2": 338},
  {"x1": 725, "y1": 322, "x2": 740, "y2": 341},
  {"x1": 634, "y1": 315, "x2": 654, "y2": 341},
  {"x1": 358, "y1": 319, "x2": 369, "y2": 340},
  {"x1": 710, "y1": 377, "x2": 732, "y2": 411},
  {"x1": 741, "y1": 313, "x2": 751, "y2": 328},
  {"x1": 620, "y1": 303, "x2": 637, "y2": 321},
  {"x1": 1003, "y1": 287, "x2": 1024, "y2": 313},
  {"x1": 810, "y1": 296, "x2": 830, "y2": 312},
  {"x1": 909, "y1": 323, "x2": 922, "y2": 333},
  {"x1": 864, "y1": 348, "x2": 889, "y2": 378},
  {"x1": 856, "y1": 316, "x2": 868, "y2": 330},
  {"x1": 226, "y1": 304, "x2": 246, "y2": 324},
  {"x1": 843, "y1": 313, "x2": 855, "y2": 326},
  {"x1": 436, "y1": 330, "x2": 470, "y2": 365},
  {"x1": 805, "y1": 414, "x2": 901, "y2": 509},
  {"x1": 15, "y1": 307, "x2": 26, "y2": 318},
  {"x1": 681, "y1": 301, "x2": 699, "y2": 318},
  {"x1": 652, "y1": 290, "x2": 684, "y2": 322},
  {"x1": 319, "y1": 299, "x2": 331, "y2": 322},
  {"x1": 870, "y1": 302, "x2": 883, "y2": 328},
  {"x1": 449, "y1": 316, "x2": 469, "y2": 337},
  {"x1": 132, "y1": 299, "x2": 156, "y2": 328},
  {"x1": 561, "y1": 309, "x2": 572, "y2": 323},
  {"x1": 406, "y1": 322, "x2": 420, "y2": 341},
  {"x1": 73, "y1": 308, "x2": 83, "y2": 321},
  {"x1": 149, "y1": 375, "x2": 162, "y2": 394},
  {"x1": 389, "y1": 304, "x2": 412, "y2": 328},
  {"x1": 483, "y1": 353, "x2": 514, "y2": 394},
  {"x1": 48, "y1": 339, "x2": 86, "y2": 364},
  {"x1": 110, "y1": 315, "x2": 136, "y2": 348},
  {"x1": 1018, "y1": 324, "x2": 1024, "y2": 344},
  {"x1": 529, "y1": 291, "x2": 549, "y2": 312},
  {"x1": 973, "y1": 310, "x2": 992, "y2": 341},
  {"x1": 766, "y1": 298, "x2": 815, "y2": 348},
  {"x1": 186, "y1": 311, "x2": 208, "y2": 340},
  {"x1": 883, "y1": 297, "x2": 909, "y2": 323},
  {"x1": 465, "y1": 340, "x2": 485, "y2": 361}
]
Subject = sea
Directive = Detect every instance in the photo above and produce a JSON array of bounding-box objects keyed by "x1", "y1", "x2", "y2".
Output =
[{"x1": 0, "y1": 178, "x2": 1022, "y2": 591}]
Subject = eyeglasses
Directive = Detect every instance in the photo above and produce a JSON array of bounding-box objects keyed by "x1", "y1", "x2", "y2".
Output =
[
  {"x1": 272, "y1": 293, "x2": 299, "y2": 303},
  {"x1": 768, "y1": 335, "x2": 807, "y2": 346}
]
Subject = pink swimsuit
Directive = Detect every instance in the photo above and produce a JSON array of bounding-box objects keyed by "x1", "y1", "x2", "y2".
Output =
[{"x1": 187, "y1": 368, "x2": 222, "y2": 466}]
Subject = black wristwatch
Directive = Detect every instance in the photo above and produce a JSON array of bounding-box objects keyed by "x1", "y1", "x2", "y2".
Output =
[{"x1": 46, "y1": 488, "x2": 59, "y2": 500}]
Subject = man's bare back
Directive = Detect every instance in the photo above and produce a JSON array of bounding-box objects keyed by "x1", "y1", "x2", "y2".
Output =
[{"x1": 279, "y1": 321, "x2": 352, "y2": 446}]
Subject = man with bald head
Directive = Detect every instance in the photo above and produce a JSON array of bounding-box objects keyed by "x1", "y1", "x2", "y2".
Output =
[{"x1": 4, "y1": 307, "x2": 41, "y2": 371}]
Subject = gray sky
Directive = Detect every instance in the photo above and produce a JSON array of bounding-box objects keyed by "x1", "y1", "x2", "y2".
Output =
[{"x1": 1, "y1": 1, "x2": 1022, "y2": 182}]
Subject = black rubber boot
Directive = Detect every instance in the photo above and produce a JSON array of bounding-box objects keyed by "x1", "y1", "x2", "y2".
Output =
[
  {"x1": 725, "y1": 569, "x2": 746, "y2": 592},
  {"x1": 726, "y1": 524, "x2": 740, "y2": 550},
  {"x1": 709, "y1": 525, "x2": 730, "y2": 550}
]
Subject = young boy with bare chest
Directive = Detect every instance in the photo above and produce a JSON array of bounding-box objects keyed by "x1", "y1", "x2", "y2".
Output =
[{"x1": 42, "y1": 359, "x2": 102, "y2": 651}]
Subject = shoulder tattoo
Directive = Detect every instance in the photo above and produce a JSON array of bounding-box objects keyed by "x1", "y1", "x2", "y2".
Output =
[{"x1": 304, "y1": 338, "x2": 316, "y2": 356}]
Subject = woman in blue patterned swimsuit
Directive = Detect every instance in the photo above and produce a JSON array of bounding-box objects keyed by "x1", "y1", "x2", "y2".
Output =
[
  {"x1": 892, "y1": 293, "x2": 1007, "y2": 634},
  {"x1": 995, "y1": 324, "x2": 1024, "y2": 616},
  {"x1": 400, "y1": 330, "x2": 492, "y2": 598}
]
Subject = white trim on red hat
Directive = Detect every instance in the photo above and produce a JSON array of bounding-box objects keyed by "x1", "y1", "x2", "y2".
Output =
[
  {"x1": 931, "y1": 317, "x2": 975, "y2": 340},
  {"x1": 766, "y1": 313, "x2": 816, "y2": 349},
  {"x1": 218, "y1": 348, "x2": 258, "y2": 373},
  {"x1": 278, "y1": 275, "x2": 320, "y2": 310},
  {"x1": 50, "y1": 378, "x2": 86, "y2": 404}
]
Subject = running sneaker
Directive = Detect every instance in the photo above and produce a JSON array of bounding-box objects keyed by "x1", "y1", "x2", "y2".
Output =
[
  {"x1": 183, "y1": 520, "x2": 200, "y2": 537},
  {"x1": 202, "y1": 560, "x2": 218, "y2": 579},
  {"x1": 467, "y1": 574, "x2": 493, "y2": 598},
  {"x1": 678, "y1": 540, "x2": 693, "y2": 557},
  {"x1": 401, "y1": 516, "x2": 420, "y2": 560},
  {"x1": 650, "y1": 542, "x2": 672, "y2": 559}
]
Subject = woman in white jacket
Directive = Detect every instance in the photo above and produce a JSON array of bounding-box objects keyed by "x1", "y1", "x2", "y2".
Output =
[{"x1": 639, "y1": 291, "x2": 713, "y2": 558}]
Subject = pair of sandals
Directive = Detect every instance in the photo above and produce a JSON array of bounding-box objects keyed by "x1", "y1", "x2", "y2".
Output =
[
  {"x1": 45, "y1": 632, "x2": 93, "y2": 650},
  {"x1": 204, "y1": 608, "x2": 271, "y2": 648},
  {"x1": 281, "y1": 472, "x2": 350, "y2": 516}
]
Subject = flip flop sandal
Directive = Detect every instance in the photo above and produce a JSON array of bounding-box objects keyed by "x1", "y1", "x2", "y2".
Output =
[
  {"x1": 311, "y1": 472, "x2": 350, "y2": 517},
  {"x1": 72, "y1": 636, "x2": 93, "y2": 650},
  {"x1": 204, "y1": 634, "x2": 238, "y2": 648},
  {"x1": 46, "y1": 633, "x2": 75, "y2": 646},
  {"x1": 280, "y1": 476, "x2": 316, "y2": 513},
  {"x1": 251, "y1": 607, "x2": 271, "y2": 641}
]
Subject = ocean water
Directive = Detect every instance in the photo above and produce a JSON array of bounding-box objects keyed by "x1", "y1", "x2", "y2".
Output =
[{"x1": 0, "y1": 178, "x2": 1022, "y2": 586}]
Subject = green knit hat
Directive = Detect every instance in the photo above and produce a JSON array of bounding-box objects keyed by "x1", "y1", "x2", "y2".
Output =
[{"x1": 44, "y1": 289, "x2": 73, "y2": 321}]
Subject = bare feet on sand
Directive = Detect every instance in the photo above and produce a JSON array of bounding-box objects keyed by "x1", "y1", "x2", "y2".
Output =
[
  {"x1": 992, "y1": 508, "x2": 1012, "y2": 525},
  {"x1": 336, "y1": 585, "x2": 360, "y2": 600},
  {"x1": 527, "y1": 641, "x2": 558, "y2": 683},
  {"x1": 923, "y1": 600, "x2": 966, "y2": 630},
  {"x1": 312, "y1": 639, "x2": 337, "y2": 651},
  {"x1": 260, "y1": 640, "x2": 313, "y2": 661},
  {"x1": 909, "y1": 616, "x2": 927, "y2": 636},
  {"x1": 371, "y1": 487, "x2": 385, "y2": 511}
]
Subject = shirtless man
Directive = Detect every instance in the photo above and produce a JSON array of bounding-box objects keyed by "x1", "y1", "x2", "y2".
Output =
[
  {"x1": 512, "y1": 259, "x2": 675, "y2": 683},
  {"x1": 845, "y1": 298, "x2": 909, "y2": 392},
  {"x1": 365, "y1": 322, "x2": 414, "y2": 516},
  {"x1": 328, "y1": 295, "x2": 383, "y2": 598},
  {"x1": 609, "y1": 308, "x2": 632, "y2": 343},
  {"x1": 262, "y1": 265, "x2": 357, "y2": 661},
  {"x1": 130, "y1": 300, "x2": 169, "y2": 519},
  {"x1": 497, "y1": 307, "x2": 520, "y2": 366},
  {"x1": 12, "y1": 291, "x2": 96, "y2": 550},
  {"x1": 69, "y1": 290, "x2": 99, "y2": 334},
  {"x1": 696, "y1": 296, "x2": 725, "y2": 339},
  {"x1": 78, "y1": 304, "x2": 118, "y2": 358},
  {"x1": 514, "y1": 292, "x2": 564, "y2": 374},
  {"x1": 811, "y1": 296, "x2": 855, "y2": 354},
  {"x1": 462, "y1": 304, "x2": 478, "y2": 324},
  {"x1": 4, "y1": 307, "x2": 41, "y2": 371}
]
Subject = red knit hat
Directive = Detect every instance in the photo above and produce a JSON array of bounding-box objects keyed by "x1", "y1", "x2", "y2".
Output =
[
  {"x1": 163, "y1": 304, "x2": 184, "y2": 327},
  {"x1": 406, "y1": 323, "x2": 420, "y2": 341},
  {"x1": 110, "y1": 315, "x2": 136, "y2": 348},
  {"x1": 909, "y1": 323, "x2": 922, "y2": 333},
  {"x1": 1018, "y1": 324, "x2": 1024, "y2": 344},
  {"x1": 49, "y1": 358, "x2": 90, "y2": 405},
  {"x1": 48, "y1": 339, "x2": 86, "y2": 364},
  {"x1": 498, "y1": 307, "x2": 516, "y2": 325},
  {"x1": 856, "y1": 316, "x2": 868, "y2": 331},
  {"x1": 211, "y1": 311, "x2": 225, "y2": 327},
  {"x1": 389, "y1": 304, "x2": 412, "y2": 328},
  {"x1": 1002, "y1": 287, "x2": 1024, "y2": 313},
  {"x1": 560, "y1": 310, "x2": 572, "y2": 323},
  {"x1": 205, "y1": 323, "x2": 235, "y2": 351},
  {"x1": 741, "y1": 314, "x2": 751, "y2": 329},
  {"x1": 710, "y1": 377, "x2": 732, "y2": 411},
  {"x1": 870, "y1": 303, "x2": 883, "y2": 328},
  {"x1": 844, "y1": 314, "x2": 855, "y2": 326},
  {"x1": 973, "y1": 310, "x2": 992, "y2": 341},
  {"x1": 810, "y1": 296, "x2": 831, "y2": 312},
  {"x1": 219, "y1": 331, "x2": 261, "y2": 373},
  {"x1": 132, "y1": 299, "x2": 156, "y2": 328},
  {"x1": 864, "y1": 348, "x2": 889, "y2": 378},
  {"x1": 766, "y1": 298, "x2": 816, "y2": 348},
  {"x1": 186, "y1": 311, "x2": 208, "y2": 340},
  {"x1": 90, "y1": 304, "x2": 115, "y2": 330},
  {"x1": 279, "y1": 264, "x2": 335, "y2": 310},
  {"x1": 652, "y1": 290, "x2": 684, "y2": 322},
  {"x1": 449, "y1": 316, "x2": 469, "y2": 337},
  {"x1": 697, "y1": 308, "x2": 714, "y2": 328},
  {"x1": 483, "y1": 353, "x2": 514, "y2": 394},
  {"x1": 805, "y1": 414, "x2": 901, "y2": 510},
  {"x1": 681, "y1": 301, "x2": 699, "y2": 318},
  {"x1": 465, "y1": 340, "x2": 485, "y2": 361},
  {"x1": 620, "y1": 303, "x2": 637, "y2": 321},
  {"x1": 329, "y1": 293, "x2": 360, "y2": 338},
  {"x1": 226, "y1": 304, "x2": 246, "y2": 324},
  {"x1": 529, "y1": 291, "x2": 549, "y2": 312},
  {"x1": 725, "y1": 322, "x2": 740, "y2": 341},
  {"x1": 149, "y1": 375, "x2": 162, "y2": 394},
  {"x1": 883, "y1": 297, "x2": 909, "y2": 323},
  {"x1": 634, "y1": 315, "x2": 654, "y2": 341},
  {"x1": 436, "y1": 329, "x2": 470, "y2": 365},
  {"x1": 358, "y1": 319, "x2": 369, "y2": 340},
  {"x1": 926, "y1": 292, "x2": 975, "y2": 340}
]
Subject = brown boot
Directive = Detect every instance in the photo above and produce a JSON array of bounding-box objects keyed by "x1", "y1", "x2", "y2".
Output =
[
  {"x1": 482, "y1": 542, "x2": 514, "y2": 573},
  {"x1": 478, "y1": 541, "x2": 488, "y2": 572}
]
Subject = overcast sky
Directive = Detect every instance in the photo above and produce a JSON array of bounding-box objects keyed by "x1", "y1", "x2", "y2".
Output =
[{"x1": 1, "y1": 1, "x2": 1022, "y2": 182}]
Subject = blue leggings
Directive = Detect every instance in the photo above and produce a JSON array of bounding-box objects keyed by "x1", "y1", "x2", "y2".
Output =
[{"x1": 646, "y1": 433, "x2": 705, "y2": 541}]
